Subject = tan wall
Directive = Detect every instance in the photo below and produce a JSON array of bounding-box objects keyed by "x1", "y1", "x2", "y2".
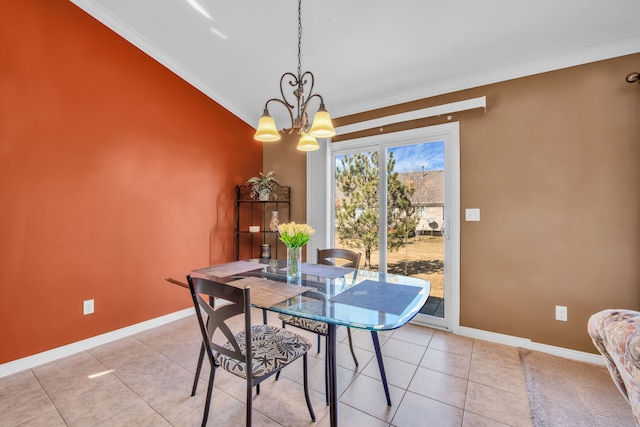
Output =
[
  {"x1": 459, "y1": 55, "x2": 640, "y2": 353},
  {"x1": 267, "y1": 53, "x2": 640, "y2": 353},
  {"x1": 262, "y1": 133, "x2": 309, "y2": 258}
]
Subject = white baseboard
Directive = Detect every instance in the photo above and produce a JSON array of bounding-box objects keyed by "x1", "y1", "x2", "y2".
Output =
[
  {"x1": 458, "y1": 326, "x2": 605, "y2": 365},
  {"x1": 0, "y1": 308, "x2": 195, "y2": 379},
  {"x1": 1, "y1": 311, "x2": 604, "y2": 379}
]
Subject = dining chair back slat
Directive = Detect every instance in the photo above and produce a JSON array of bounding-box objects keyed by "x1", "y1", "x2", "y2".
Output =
[{"x1": 317, "y1": 248, "x2": 361, "y2": 268}]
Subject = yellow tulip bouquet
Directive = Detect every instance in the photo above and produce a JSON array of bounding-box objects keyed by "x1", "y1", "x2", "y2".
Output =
[
  {"x1": 277, "y1": 222, "x2": 315, "y2": 280},
  {"x1": 277, "y1": 222, "x2": 315, "y2": 248}
]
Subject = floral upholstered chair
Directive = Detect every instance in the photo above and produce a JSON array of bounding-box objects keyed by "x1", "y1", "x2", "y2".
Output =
[{"x1": 588, "y1": 309, "x2": 640, "y2": 426}]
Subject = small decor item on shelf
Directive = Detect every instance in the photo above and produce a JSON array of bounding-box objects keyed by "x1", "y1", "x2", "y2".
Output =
[
  {"x1": 246, "y1": 171, "x2": 279, "y2": 201},
  {"x1": 269, "y1": 211, "x2": 280, "y2": 232},
  {"x1": 260, "y1": 244, "x2": 271, "y2": 259},
  {"x1": 278, "y1": 222, "x2": 315, "y2": 282}
]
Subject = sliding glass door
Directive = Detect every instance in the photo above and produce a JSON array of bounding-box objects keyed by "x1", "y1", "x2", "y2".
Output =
[{"x1": 325, "y1": 124, "x2": 459, "y2": 330}]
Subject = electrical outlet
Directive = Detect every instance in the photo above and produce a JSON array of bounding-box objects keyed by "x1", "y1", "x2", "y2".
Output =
[
  {"x1": 555, "y1": 305, "x2": 567, "y2": 321},
  {"x1": 83, "y1": 299, "x2": 94, "y2": 315}
]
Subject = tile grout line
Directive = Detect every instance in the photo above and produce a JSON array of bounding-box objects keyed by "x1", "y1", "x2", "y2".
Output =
[{"x1": 30, "y1": 367, "x2": 70, "y2": 426}]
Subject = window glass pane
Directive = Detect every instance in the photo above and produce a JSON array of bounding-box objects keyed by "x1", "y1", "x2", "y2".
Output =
[
  {"x1": 333, "y1": 151, "x2": 378, "y2": 269},
  {"x1": 386, "y1": 142, "x2": 445, "y2": 318}
]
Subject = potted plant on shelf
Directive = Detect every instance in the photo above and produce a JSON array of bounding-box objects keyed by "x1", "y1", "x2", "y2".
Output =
[{"x1": 246, "y1": 171, "x2": 279, "y2": 201}]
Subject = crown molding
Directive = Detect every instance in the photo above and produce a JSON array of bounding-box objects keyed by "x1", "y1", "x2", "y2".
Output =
[
  {"x1": 70, "y1": 1, "x2": 640, "y2": 131},
  {"x1": 334, "y1": 35, "x2": 640, "y2": 118}
]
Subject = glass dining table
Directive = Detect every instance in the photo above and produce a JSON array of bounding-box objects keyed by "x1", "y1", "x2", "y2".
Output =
[{"x1": 174, "y1": 259, "x2": 431, "y2": 427}]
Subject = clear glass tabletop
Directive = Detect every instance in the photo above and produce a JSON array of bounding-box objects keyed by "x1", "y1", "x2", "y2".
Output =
[{"x1": 194, "y1": 259, "x2": 431, "y2": 332}]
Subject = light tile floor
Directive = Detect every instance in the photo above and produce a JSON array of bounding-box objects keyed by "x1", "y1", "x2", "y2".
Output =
[{"x1": 1, "y1": 310, "x2": 536, "y2": 426}]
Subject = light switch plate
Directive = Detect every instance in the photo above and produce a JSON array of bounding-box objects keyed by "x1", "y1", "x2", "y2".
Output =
[{"x1": 465, "y1": 208, "x2": 480, "y2": 221}]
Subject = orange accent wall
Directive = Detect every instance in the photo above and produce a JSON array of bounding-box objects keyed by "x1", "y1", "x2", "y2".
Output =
[{"x1": 0, "y1": 1, "x2": 262, "y2": 363}]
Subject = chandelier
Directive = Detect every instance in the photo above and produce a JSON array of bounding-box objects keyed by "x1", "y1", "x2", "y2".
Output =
[{"x1": 253, "y1": 0, "x2": 336, "y2": 151}]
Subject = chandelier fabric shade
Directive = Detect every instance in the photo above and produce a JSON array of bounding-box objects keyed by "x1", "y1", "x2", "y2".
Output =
[{"x1": 253, "y1": 0, "x2": 336, "y2": 151}]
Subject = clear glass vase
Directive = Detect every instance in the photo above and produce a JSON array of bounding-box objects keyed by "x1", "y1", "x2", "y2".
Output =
[{"x1": 286, "y1": 246, "x2": 302, "y2": 282}]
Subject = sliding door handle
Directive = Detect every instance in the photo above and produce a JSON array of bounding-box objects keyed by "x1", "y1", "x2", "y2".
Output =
[{"x1": 442, "y1": 220, "x2": 450, "y2": 240}]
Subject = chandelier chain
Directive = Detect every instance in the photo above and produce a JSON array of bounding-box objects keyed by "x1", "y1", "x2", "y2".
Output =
[{"x1": 297, "y1": 0, "x2": 302, "y2": 81}]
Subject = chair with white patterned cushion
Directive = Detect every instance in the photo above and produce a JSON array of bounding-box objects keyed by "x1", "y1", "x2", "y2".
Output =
[
  {"x1": 188, "y1": 274, "x2": 315, "y2": 426},
  {"x1": 279, "y1": 248, "x2": 361, "y2": 357},
  {"x1": 278, "y1": 248, "x2": 392, "y2": 406}
]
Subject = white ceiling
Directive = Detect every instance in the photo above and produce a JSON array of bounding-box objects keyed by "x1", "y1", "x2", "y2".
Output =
[{"x1": 72, "y1": 0, "x2": 640, "y2": 130}]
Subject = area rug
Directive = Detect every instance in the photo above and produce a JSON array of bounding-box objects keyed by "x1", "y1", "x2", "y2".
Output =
[{"x1": 519, "y1": 348, "x2": 634, "y2": 427}]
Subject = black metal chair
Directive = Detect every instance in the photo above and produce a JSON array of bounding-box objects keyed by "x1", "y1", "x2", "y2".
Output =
[
  {"x1": 278, "y1": 248, "x2": 393, "y2": 406},
  {"x1": 280, "y1": 248, "x2": 361, "y2": 358},
  {"x1": 187, "y1": 274, "x2": 315, "y2": 426}
]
